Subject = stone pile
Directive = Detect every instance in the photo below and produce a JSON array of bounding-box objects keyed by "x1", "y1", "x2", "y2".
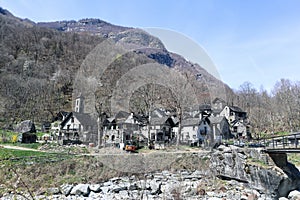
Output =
[{"x1": 2, "y1": 170, "x2": 280, "y2": 200}]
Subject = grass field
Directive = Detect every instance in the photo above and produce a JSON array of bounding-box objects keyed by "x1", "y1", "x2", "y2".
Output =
[
  {"x1": 0, "y1": 148, "x2": 47, "y2": 158},
  {"x1": 3, "y1": 142, "x2": 43, "y2": 149}
]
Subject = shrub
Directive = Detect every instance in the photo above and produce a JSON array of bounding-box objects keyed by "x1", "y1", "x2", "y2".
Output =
[{"x1": 11, "y1": 135, "x2": 18, "y2": 143}]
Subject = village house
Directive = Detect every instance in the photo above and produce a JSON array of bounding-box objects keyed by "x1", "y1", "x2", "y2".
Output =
[
  {"x1": 180, "y1": 118, "x2": 200, "y2": 145},
  {"x1": 58, "y1": 94, "x2": 97, "y2": 144},
  {"x1": 60, "y1": 112, "x2": 97, "y2": 144},
  {"x1": 209, "y1": 116, "x2": 232, "y2": 141},
  {"x1": 231, "y1": 120, "x2": 250, "y2": 139},
  {"x1": 103, "y1": 111, "x2": 141, "y2": 147},
  {"x1": 197, "y1": 115, "x2": 232, "y2": 147},
  {"x1": 51, "y1": 111, "x2": 69, "y2": 135},
  {"x1": 211, "y1": 98, "x2": 226, "y2": 116},
  {"x1": 220, "y1": 105, "x2": 247, "y2": 123},
  {"x1": 219, "y1": 104, "x2": 249, "y2": 139}
]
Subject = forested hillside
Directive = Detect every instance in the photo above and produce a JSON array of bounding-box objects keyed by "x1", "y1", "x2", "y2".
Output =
[{"x1": 0, "y1": 8, "x2": 104, "y2": 127}]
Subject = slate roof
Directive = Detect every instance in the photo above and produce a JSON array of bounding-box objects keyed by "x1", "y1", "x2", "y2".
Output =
[
  {"x1": 199, "y1": 104, "x2": 212, "y2": 112},
  {"x1": 212, "y1": 98, "x2": 226, "y2": 104},
  {"x1": 115, "y1": 111, "x2": 130, "y2": 120},
  {"x1": 151, "y1": 109, "x2": 166, "y2": 118},
  {"x1": 229, "y1": 106, "x2": 246, "y2": 113},
  {"x1": 181, "y1": 118, "x2": 200, "y2": 126},
  {"x1": 61, "y1": 112, "x2": 97, "y2": 128},
  {"x1": 209, "y1": 116, "x2": 226, "y2": 124},
  {"x1": 150, "y1": 116, "x2": 169, "y2": 125}
]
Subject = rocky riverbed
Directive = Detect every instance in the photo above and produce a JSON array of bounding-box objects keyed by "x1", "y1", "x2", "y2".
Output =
[{"x1": 2, "y1": 145, "x2": 300, "y2": 199}]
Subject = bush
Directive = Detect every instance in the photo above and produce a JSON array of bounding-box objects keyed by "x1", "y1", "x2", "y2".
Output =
[{"x1": 11, "y1": 135, "x2": 18, "y2": 143}]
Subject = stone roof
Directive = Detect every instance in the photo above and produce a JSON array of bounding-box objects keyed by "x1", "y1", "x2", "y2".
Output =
[
  {"x1": 229, "y1": 106, "x2": 246, "y2": 113},
  {"x1": 150, "y1": 116, "x2": 169, "y2": 125},
  {"x1": 181, "y1": 118, "x2": 200, "y2": 126},
  {"x1": 61, "y1": 112, "x2": 96, "y2": 127},
  {"x1": 73, "y1": 112, "x2": 97, "y2": 126},
  {"x1": 209, "y1": 116, "x2": 226, "y2": 124}
]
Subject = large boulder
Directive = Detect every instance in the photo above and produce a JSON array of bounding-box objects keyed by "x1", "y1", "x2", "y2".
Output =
[
  {"x1": 15, "y1": 120, "x2": 37, "y2": 143},
  {"x1": 209, "y1": 145, "x2": 300, "y2": 199},
  {"x1": 15, "y1": 120, "x2": 36, "y2": 134}
]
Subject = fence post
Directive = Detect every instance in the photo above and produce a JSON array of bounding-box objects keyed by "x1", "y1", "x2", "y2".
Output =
[{"x1": 282, "y1": 136, "x2": 285, "y2": 148}]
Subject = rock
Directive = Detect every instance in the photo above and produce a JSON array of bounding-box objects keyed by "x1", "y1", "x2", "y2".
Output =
[
  {"x1": 103, "y1": 181, "x2": 113, "y2": 186},
  {"x1": 111, "y1": 184, "x2": 127, "y2": 193},
  {"x1": 60, "y1": 184, "x2": 73, "y2": 196},
  {"x1": 110, "y1": 177, "x2": 121, "y2": 183},
  {"x1": 217, "y1": 145, "x2": 231, "y2": 152},
  {"x1": 47, "y1": 187, "x2": 60, "y2": 195},
  {"x1": 100, "y1": 186, "x2": 110, "y2": 194},
  {"x1": 89, "y1": 184, "x2": 102, "y2": 193},
  {"x1": 149, "y1": 180, "x2": 162, "y2": 194},
  {"x1": 279, "y1": 197, "x2": 289, "y2": 200},
  {"x1": 128, "y1": 183, "x2": 138, "y2": 190},
  {"x1": 118, "y1": 190, "x2": 129, "y2": 197},
  {"x1": 288, "y1": 190, "x2": 300, "y2": 200},
  {"x1": 15, "y1": 120, "x2": 36, "y2": 134},
  {"x1": 89, "y1": 191, "x2": 101, "y2": 198},
  {"x1": 70, "y1": 184, "x2": 90, "y2": 197}
]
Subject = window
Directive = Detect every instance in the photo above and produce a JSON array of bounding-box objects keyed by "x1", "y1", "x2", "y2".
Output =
[
  {"x1": 71, "y1": 117, "x2": 74, "y2": 123},
  {"x1": 233, "y1": 127, "x2": 238, "y2": 132}
]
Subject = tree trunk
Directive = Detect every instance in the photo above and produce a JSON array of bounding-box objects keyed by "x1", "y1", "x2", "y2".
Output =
[
  {"x1": 176, "y1": 122, "x2": 182, "y2": 146},
  {"x1": 176, "y1": 108, "x2": 182, "y2": 146},
  {"x1": 97, "y1": 116, "x2": 103, "y2": 149}
]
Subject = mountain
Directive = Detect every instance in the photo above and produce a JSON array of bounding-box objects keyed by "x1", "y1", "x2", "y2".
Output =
[{"x1": 0, "y1": 7, "x2": 233, "y2": 127}]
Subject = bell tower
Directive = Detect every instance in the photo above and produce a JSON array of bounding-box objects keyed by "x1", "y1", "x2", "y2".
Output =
[{"x1": 74, "y1": 93, "x2": 84, "y2": 113}]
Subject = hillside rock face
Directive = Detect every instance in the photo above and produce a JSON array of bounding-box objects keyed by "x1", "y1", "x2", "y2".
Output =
[
  {"x1": 38, "y1": 16, "x2": 231, "y2": 103},
  {"x1": 210, "y1": 145, "x2": 300, "y2": 198}
]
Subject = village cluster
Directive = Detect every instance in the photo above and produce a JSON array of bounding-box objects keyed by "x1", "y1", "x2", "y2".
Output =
[{"x1": 45, "y1": 95, "x2": 250, "y2": 150}]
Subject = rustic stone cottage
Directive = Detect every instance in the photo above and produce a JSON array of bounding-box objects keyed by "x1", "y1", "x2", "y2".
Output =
[
  {"x1": 102, "y1": 111, "x2": 141, "y2": 146},
  {"x1": 60, "y1": 112, "x2": 97, "y2": 144},
  {"x1": 197, "y1": 115, "x2": 232, "y2": 147},
  {"x1": 180, "y1": 118, "x2": 200, "y2": 145},
  {"x1": 58, "y1": 94, "x2": 97, "y2": 144}
]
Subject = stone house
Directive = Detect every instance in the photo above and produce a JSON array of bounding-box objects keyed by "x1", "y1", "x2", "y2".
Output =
[
  {"x1": 60, "y1": 112, "x2": 97, "y2": 144},
  {"x1": 220, "y1": 105, "x2": 247, "y2": 124},
  {"x1": 59, "y1": 94, "x2": 97, "y2": 144},
  {"x1": 103, "y1": 111, "x2": 142, "y2": 146},
  {"x1": 209, "y1": 116, "x2": 232, "y2": 140},
  {"x1": 180, "y1": 118, "x2": 200, "y2": 144},
  {"x1": 146, "y1": 116, "x2": 175, "y2": 143},
  {"x1": 212, "y1": 98, "x2": 226, "y2": 116},
  {"x1": 197, "y1": 115, "x2": 232, "y2": 147},
  {"x1": 231, "y1": 120, "x2": 250, "y2": 139}
]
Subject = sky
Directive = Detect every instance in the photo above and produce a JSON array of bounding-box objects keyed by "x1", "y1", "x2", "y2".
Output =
[{"x1": 1, "y1": 0, "x2": 300, "y2": 92}]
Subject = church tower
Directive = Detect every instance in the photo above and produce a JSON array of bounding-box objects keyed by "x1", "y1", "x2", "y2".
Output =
[{"x1": 74, "y1": 93, "x2": 84, "y2": 113}]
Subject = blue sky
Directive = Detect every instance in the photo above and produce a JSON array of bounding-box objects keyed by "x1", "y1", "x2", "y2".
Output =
[{"x1": 1, "y1": 0, "x2": 300, "y2": 92}]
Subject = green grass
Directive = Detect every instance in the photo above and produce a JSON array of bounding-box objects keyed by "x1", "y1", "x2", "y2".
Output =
[
  {"x1": 12, "y1": 142, "x2": 42, "y2": 149},
  {"x1": 1, "y1": 142, "x2": 43, "y2": 150},
  {"x1": 288, "y1": 153, "x2": 300, "y2": 166},
  {"x1": 0, "y1": 148, "x2": 48, "y2": 159}
]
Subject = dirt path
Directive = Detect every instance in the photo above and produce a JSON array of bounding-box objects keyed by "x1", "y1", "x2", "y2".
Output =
[{"x1": 1, "y1": 145, "x2": 40, "y2": 152}]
